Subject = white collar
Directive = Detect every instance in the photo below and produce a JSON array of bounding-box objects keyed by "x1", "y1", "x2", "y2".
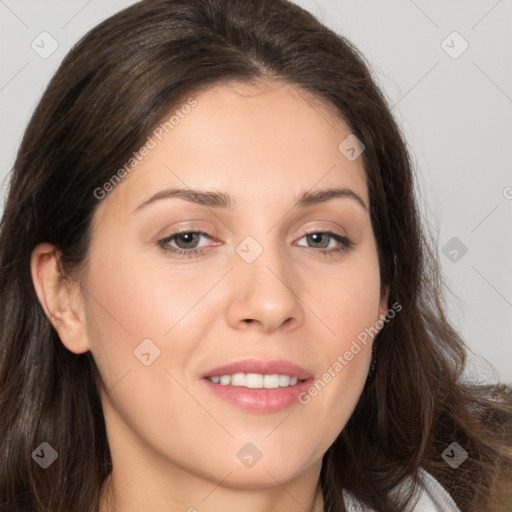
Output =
[{"x1": 342, "y1": 467, "x2": 461, "y2": 511}]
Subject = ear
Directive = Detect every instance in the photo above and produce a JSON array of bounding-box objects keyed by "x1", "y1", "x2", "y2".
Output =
[
  {"x1": 30, "y1": 242, "x2": 91, "y2": 354},
  {"x1": 375, "y1": 285, "x2": 390, "y2": 337},
  {"x1": 379, "y1": 285, "x2": 389, "y2": 319}
]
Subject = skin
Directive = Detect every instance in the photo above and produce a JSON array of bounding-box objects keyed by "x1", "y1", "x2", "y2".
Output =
[{"x1": 31, "y1": 80, "x2": 388, "y2": 512}]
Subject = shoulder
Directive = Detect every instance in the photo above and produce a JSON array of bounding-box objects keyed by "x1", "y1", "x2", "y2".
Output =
[{"x1": 342, "y1": 468, "x2": 461, "y2": 511}]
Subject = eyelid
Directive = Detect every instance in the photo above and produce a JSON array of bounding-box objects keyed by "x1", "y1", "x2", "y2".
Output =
[
  {"x1": 158, "y1": 229, "x2": 217, "y2": 247},
  {"x1": 300, "y1": 223, "x2": 349, "y2": 237},
  {"x1": 156, "y1": 223, "x2": 216, "y2": 241}
]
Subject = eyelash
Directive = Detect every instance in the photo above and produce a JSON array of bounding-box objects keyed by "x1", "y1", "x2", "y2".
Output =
[{"x1": 157, "y1": 229, "x2": 354, "y2": 259}]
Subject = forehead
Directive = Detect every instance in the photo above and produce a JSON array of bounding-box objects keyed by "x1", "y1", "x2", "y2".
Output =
[{"x1": 94, "y1": 80, "x2": 368, "y2": 220}]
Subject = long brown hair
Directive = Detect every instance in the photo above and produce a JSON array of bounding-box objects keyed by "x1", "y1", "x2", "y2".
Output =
[{"x1": 1, "y1": 1, "x2": 511, "y2": 510}]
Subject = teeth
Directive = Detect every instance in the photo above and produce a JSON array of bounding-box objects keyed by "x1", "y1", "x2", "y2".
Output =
[
  {"x1": 246, "y1": 373, "x2": 263, "y2": 388},
  {"x1": 263, "y1": 374, "x2": 279, "y2": 388},
  {"x1": 207, "y1": 373, "x2": 302, "y2": 389},
  {"x1": 279, "y1": 375, "x2": 290, "y2": 387},
  {"x1": 231, "y1": 373, "x2": 246, "y2": 386},
  {"x1": 219, "y1": 375, "x2": 231, "y2": 385}
]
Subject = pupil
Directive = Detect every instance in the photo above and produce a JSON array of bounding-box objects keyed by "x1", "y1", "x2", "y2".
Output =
[
  {"x1": 309, "y1": 233, "x2": 328, "y2": 248},
  {"x1": 177, "y1": 233, "x2": 198, "y2": 248}
]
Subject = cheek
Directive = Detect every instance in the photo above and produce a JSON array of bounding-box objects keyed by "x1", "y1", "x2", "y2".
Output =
[
  {"x1": 297, "y1": 249, "x2": 382, "y2": 432},
  {"x1": 84, "y1": 244, "x2": 205, "y2": 350},
  {"x1": 83, "y1": 253, "x2": 223, "y2": 477},
  {"x1": 309, "y1": 247, "x2": 383, "y2": 341},
  {"x1": 83, "y1": 244, "x2": 222, "y2": 430},
  {"x1": 81, "y1": 246, "x2": 176, "y2": 397}
]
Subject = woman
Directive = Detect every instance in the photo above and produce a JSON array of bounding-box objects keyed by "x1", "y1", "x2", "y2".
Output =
[{"x1": 0, "y1": 0, "x2": 510, "y2": 510}]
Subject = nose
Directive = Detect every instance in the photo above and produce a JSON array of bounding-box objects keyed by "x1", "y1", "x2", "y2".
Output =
[{"x1": 224, "y1": 238, "x2": 305, "y2": 334}]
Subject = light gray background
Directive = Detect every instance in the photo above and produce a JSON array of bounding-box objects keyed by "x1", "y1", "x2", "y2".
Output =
[{"x1": 1, "y1": 0, "x2": 511, "y2": 383}]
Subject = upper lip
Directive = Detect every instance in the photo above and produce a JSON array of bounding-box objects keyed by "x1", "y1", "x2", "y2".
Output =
[{"x1": 201, "y1": 358, "x2": 314, "y2": 380}]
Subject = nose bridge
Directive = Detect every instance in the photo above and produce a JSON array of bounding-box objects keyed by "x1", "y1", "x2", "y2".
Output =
[
  {"x1": 235, "y1": 229, "x2": 288, "y2": 293},
  {"x1": 226, "y1": 229, "x2": 303, "y2": 331},
  {"x1": 232, "y1": 194, "x2": 285, "y2": 275}
]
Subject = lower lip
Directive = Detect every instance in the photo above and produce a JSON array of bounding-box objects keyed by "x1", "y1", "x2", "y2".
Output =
[{"x1": 202, "y1": 378, "x2": 313, "y2": 413}]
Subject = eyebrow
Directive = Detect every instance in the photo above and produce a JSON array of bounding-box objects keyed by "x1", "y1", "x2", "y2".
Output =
[{"x1": 132, "y1": 186, "x2": 368, "y2": 214}]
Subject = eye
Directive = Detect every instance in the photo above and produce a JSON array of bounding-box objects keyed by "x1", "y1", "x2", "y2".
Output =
[
  {"x1": 157, "y1": 229, "x2": 353, "y2": 259},
  {"x1": 158, "y1": 230, "x2": 214, "y2": 258},
  {"x1": 296, "y1": 231, "x2": 353, "y2": 255}
]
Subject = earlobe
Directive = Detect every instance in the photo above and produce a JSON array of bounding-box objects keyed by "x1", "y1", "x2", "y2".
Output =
[
  {"x1": 30, "y1": 242, "x2": 91, "y2": 354},
  {"x1": 378, "y1": 285, "x2": 390, "y2": 322}
]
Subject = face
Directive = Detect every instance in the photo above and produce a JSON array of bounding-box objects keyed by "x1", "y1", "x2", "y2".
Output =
[{"x1": 80, "y1": 81, "x2": 387, "y2": 489}]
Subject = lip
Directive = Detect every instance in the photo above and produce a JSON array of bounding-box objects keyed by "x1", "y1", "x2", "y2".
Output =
[{"x1": 200, "y1": 358, "x2": 315, "y2": 414}]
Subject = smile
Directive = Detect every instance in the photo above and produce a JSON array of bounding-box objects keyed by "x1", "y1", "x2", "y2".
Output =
[{"x1": 207, "y1": 373, "x2": 304, "y2": 388}]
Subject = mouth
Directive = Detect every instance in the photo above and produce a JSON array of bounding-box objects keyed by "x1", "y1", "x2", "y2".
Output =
[
  {"x1": 200, "y1": 359, "x2": 314, "y2": 413},
  {"x1": 206, "y1": 373, "x2": 305, "y2": 388}
]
